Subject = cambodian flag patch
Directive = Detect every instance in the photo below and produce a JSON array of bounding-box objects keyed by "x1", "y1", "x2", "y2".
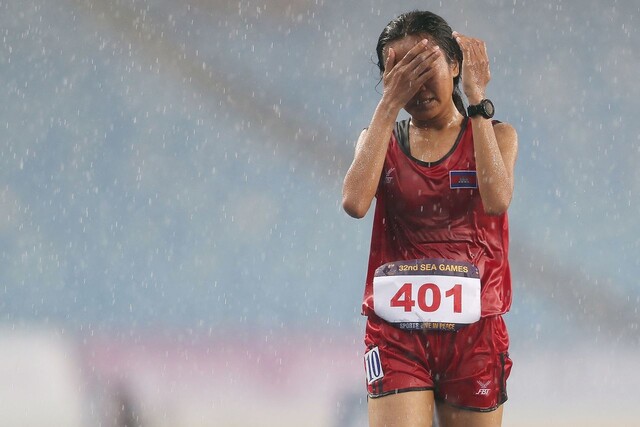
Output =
[{"x1": 450, "y1": 170, "x2": 478, "y2": 189}]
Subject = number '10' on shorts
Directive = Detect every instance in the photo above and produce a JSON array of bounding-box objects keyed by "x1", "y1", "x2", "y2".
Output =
[{"x1": 364, "y1": 314, "x2": 512, "y2": 412}]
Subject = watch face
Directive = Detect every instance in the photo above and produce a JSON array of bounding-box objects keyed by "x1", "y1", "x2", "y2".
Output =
[
  {"x1": 467, "y1": 99, "x2": 494, "y2": 118},
  {"x1": 483, "y1": 99, "x2": 495, "y2": 117}
]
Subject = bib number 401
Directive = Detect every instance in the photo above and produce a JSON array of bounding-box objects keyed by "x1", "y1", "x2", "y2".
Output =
[{"x1": 390, "y1": 283, "x2": 462, "y2": 313}]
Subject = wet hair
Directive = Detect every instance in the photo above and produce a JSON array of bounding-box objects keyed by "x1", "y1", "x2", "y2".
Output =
[{"x1": 376, "y1": 10, "x2": 466, "y2": 115}]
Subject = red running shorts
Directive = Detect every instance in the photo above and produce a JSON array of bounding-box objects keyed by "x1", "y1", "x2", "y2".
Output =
[{"x1": 364, "y1": 314, "x2": 512, "y2": 412}]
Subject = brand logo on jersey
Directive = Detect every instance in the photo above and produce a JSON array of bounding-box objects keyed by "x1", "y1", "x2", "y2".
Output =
[
  {"x1": 450, "y1": 170, "x2": 478, "y2": 189},
  {"x1": 475, "y1": 380, "x2": 492, "y2": 396},
  {"x1": 383, "y1": 168, "x2": 396, "y2": 184},
  {"x1": 364, "y1": 347, "x2": 384, "y2": 384}
]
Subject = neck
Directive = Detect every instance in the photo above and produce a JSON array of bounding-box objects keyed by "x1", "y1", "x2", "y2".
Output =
[{"x1": 411, "y1": 109, "x2": 464, "y2": 131}]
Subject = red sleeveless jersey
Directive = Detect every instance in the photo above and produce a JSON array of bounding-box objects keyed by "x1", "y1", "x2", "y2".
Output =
[{"x1": 362, "y1": 118, "x2": 512, "y2": 317}]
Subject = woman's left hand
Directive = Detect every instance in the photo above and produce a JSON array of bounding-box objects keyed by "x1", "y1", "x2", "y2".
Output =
[{"x1": 452, "y1": 31, "x2": 490, "y2": 104}]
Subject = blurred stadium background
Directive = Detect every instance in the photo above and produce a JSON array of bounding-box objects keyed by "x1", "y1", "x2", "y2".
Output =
[{"x1": 1, "y1": 0, "x2": 639, "y2": 425}]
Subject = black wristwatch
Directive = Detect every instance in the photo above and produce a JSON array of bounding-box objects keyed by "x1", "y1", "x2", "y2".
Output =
[{"x1": 467, "y1": 99, "x2": 495, "y2": 119}]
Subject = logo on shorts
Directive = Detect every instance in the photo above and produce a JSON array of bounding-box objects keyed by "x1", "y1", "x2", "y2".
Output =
[
  {"x1": 475, "y1": 380, "x2": 492, "y2": 396},
  {"x1": 364, "y1": 347, "x2": 384, "y2": 384}
]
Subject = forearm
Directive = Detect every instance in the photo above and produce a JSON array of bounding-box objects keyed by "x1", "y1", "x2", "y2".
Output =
[
  {"x1": 342, "y1": 97, "x2": 400, "y2": 218},
  {"x1": 454, "y1": 32, "x2": 517, "y2": 215}
]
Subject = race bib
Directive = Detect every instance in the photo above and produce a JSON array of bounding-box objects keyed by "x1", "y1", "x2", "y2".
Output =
[{"x1": 373, "y1": 259, "x2": 481, "y2": 330}]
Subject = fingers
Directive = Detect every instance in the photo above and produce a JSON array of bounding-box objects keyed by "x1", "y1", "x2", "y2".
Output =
[
  {"x1": 409, "y1": 46, "x2": 441, "y2": 83},
  {"x1": 384, "y1": 39, "x2": 441, "y2": 84},
  {"x1": 452, "y1": 31, "x2": 491, "y2": 99},
  {"x1": 452, "y1": 31, "x2": 488, "y2": 64},
  {"x1": 384, "y1": 47, "x2": 396, "y2": 74},
  {"x1": 400, "y1": 40, "x2": 441, "y2": 76},
  {"x1": 382, "y1": 38, "x2": 443, "y2": 101},
  {"x1": 395, "y1": 38, "x2": 430, "y2": 67},
  {"x1": 453, "y1": 31, "x2": 471, "y2": 60},
  {"x1": 385, "y1": 38, "x2": 439, "y2": 73}
]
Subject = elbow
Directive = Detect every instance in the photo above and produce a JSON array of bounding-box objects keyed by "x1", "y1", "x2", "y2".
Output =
[
  {"x1": 342, "y1": 196, "x2": 369, "y2": 219},
  {"x1": 484, "y1": 206, "x2": 508, "y2": 216},
  {"x1": 482, "y1": 198, "x2": 511, "y2": 216},
  {"x1": 481, "y1": 183, "x2": 514, "y2": 215}
]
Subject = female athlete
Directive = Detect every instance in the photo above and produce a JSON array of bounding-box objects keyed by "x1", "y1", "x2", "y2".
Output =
[{"x1": 342, "y1": 10, "x2": 518, "y2": 427}]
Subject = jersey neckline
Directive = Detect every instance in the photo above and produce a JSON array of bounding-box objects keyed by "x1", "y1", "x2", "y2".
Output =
[{"x1": 395, "y1": 116, "x2": 469, "y2": 168}]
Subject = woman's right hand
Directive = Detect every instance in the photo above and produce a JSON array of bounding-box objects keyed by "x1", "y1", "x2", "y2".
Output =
[{"x1": 381, "y1": 39, "x2": 442, "y2": 109}]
